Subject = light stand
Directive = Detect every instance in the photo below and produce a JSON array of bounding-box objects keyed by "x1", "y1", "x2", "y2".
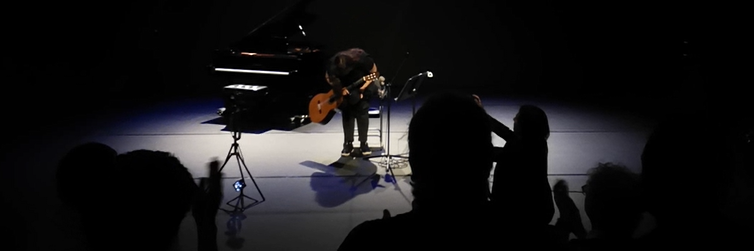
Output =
[{"x1": 217, "y1": 108, "x2": 265, "y2": 211}]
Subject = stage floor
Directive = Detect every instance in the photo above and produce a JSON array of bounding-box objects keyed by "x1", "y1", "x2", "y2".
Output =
[{"x1": 3, "y1": 92, "x2": 661, "y2": 251}]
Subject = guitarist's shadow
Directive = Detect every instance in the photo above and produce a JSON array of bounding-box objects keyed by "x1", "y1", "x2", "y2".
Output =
[{"x1": 300, "y1": 157, "x2": 384, "y2": 208}]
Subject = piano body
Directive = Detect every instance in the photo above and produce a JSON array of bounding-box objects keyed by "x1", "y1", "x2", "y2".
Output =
[{"x1": 209, "y1": 0, "x2": 326, "y2": 124}]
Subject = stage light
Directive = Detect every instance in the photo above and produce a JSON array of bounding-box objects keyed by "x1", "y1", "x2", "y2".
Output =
[{"x1": 233, "y1": 179, "x2": 246, "y2": 192}]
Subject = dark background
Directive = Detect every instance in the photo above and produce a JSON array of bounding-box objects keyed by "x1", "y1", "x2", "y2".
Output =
[{"x1": 2, "y1": 0, "x2": 750, "y2": 130}]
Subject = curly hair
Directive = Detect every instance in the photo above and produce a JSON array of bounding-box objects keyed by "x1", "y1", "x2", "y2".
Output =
[
  {"x1": 584, "y1": 162, "x2": 643, "y2": 235},
  {"x1": 326, "y1": 48, "x2": 372, "y2": 88}
]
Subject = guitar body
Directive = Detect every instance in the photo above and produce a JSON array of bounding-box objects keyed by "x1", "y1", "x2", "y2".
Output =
[
  {"x1": 308, "y1": 90, "x2": 342, "y2": 124},
  {"x1": 308, "y1": 72, "x2": 379, "y2": 125}
]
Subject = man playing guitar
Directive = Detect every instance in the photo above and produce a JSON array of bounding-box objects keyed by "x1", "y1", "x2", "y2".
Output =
[{"x1": 325, "y1": 48, "x2": 380, "y2": 156}]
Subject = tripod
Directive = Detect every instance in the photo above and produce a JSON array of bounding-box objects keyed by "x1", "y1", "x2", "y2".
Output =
[{"x1": 218, "y1": 110, "x2": 265, "y2": 211}]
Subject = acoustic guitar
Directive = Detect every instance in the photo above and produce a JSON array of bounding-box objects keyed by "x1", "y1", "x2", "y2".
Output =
[{"x1": 308, "y1": 72, "x2": 380, "y2": 124}]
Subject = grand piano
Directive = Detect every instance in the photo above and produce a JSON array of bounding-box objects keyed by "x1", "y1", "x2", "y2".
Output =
[{"x1": 209, "y1": 0, "x2": 326, "y2": 125}]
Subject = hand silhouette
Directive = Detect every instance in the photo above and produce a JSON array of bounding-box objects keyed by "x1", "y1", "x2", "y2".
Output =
[
  {"x1": 193, "y1": 159, "x2": 223, "y2": 251},
  {"x1": 472, "y1": 94, "x2": 483, "y2": 107},
  {"x1": 193, "y1": 159, "x2": 223, "y2": 228},
  {"x1": 382, "y1": 209, "x2": 391, "y2": 219}
]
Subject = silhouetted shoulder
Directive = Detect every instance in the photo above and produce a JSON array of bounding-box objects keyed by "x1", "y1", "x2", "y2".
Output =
[
  {"x1": 338, "y1": 212, "x2": 414, "y2": 251},
  {"x1": 568, "y1": 238, "x2": 642, "y2": 251}
]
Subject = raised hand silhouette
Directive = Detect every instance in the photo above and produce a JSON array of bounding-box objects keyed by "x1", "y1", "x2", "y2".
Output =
[{"x1": 193, "y1": 159, "x2": 223, "y2": 251}]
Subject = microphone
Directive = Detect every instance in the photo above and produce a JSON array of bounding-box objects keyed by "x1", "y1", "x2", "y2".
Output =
[
  {"x1": 376, "y1": 76, "x2": 387, "y2": 99},
  {"x1": 408, "y1": 71, "x2": 434, "y2": 80}
]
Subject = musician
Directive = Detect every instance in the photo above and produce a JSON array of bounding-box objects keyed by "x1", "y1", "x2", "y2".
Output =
[{"x1": 325, "y1": 48, "x2": 380, "y2": 156}]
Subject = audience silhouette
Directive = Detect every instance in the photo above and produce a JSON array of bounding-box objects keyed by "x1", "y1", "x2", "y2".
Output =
[
  {"x1": 193, "y1": 157, "x2": 223, "y2": 251},
  {"x1": 474, "y1": 95, "x2": 556, "y2": 247},
  {"x1": 581, "y1": 163, "x2": 643, "y2": 241},
  {"x1": 338, "y1": 92, "x2": 495, "y2": 250},
  {"x1": 114, "y1": 150, "x2": 198, "y2": 250},
  {"x1": 552, "y1": 179, "x2": 587, "y2": 242},
  {"x1": 56, "y1": 144, "x2": 222, "y2": 251},
  {"x1": 554, "y1": 162, "x2": 643, "y2": 250},
  {"x1": 638, "y1": 111, "x2": 754, "y2": 249},
  {"x1": 56, "y1": 142, "x2": 118, "y2": 213},
  {"x1": 51, "y1": 96, "x2": 754, "y2": 251}
]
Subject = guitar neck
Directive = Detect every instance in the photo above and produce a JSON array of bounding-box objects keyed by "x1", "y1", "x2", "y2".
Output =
[
  {"x1": 328, "y1": 76, "x2": 373, "y2": 103},
  {"x1": 345, "y1": 78, "x2": 369, "y2": 91}
]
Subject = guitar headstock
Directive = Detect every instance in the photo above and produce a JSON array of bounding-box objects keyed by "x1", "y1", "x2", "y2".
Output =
[{"x1": 363, "y1": 72, "x2": 380, "y2": 82}]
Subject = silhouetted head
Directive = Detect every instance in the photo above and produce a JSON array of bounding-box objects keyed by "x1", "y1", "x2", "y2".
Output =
[
  {"x1": 408, "y1": 92, "x2": 493, "y2": 211},
  {"x1": 583, "y1": 162, "x2": 643, "y2": 239},
  {"x1": 108, "y1": 150, "x2": 198, "y2": 250},
  {"x1": 57, "y1": 145, "x2": 197, "y2": 250},
  {"x1": 513, "y1": 105, "x2": 550, "y2": 141},
  {"x1": 641, "y1": 112, "x2": 734, "y2": 226},
  {"x1": 56, "y1": 142, "x2": 117, "y2": 210}
]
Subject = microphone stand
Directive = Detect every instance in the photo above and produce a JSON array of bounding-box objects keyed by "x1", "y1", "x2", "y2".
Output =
[
  {"x1": 385, "y1": 72, "x2": 429, "y2": 157},
  {"x1": 363, "y1": 73, "x2": 429, "y2": 182},
  {"x1": 400, "y1": 71, "x2": 432, "y2": 116},
  {"x1": 363, "y1": 79, "x2": 407, "y2": 182},
  {"x1": 361, "y1": 52, "x2": 410, "y2": 183}
]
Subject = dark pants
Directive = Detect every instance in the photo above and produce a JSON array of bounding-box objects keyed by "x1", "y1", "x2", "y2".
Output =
[{"x1": 341, "y1": 99, "x2": 370, "y2": 144}]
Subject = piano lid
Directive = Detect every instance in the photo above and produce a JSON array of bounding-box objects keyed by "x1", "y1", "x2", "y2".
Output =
[{"x1": 229, "y1": 0, "x2": 319, "y2": 54}]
